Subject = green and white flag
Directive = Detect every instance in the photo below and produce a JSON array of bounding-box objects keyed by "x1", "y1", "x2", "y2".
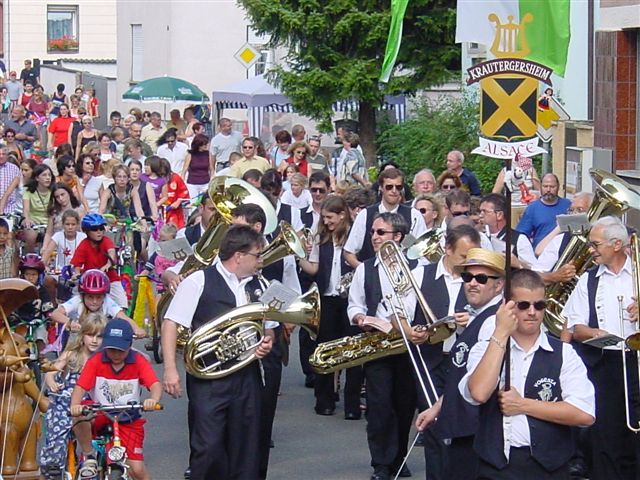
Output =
[
  {"x1": 456, "y1": 0, "x2": 571, "y2": 76},
  {"x1": 379, "y1": 0, "x2": 410, "y2": 83}
]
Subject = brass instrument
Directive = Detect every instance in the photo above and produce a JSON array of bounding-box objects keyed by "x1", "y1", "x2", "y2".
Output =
[
  {"x1": 184, "y1": 284, "x2": 320, "y2": 379},
  {"x1": 157, "y1": 177, "x2": 278, "y2": 347},
  {"x1": 544, "y1": 169, "x2": 640, "y2": 336},
  {"x1": 618, "y1": 233, "x2": 640, "y2": 432},
  {"x1": 337, "y1": 271, "x2": 354, "y2": 298},
  {"x1": 310, "y1": 331, "x2": 406, "y2": 374},
  {"x1": 406, "y1": 229, "x2": 444, "y2": 263},
  {"x1": 261, "y1": 221, "x2": 307, "y2": 266}
]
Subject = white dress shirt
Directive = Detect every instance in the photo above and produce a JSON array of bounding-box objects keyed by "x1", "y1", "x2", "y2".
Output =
[
  {"x1": 344, "y1": 203, "x2": 427, "y2": 255},
  {"x1": 281, "y1": 189, "x2": 312, "y2": 210},
  {"x1": 157, "y1": 141, "x2": 189, "y2": 175},
  {"x1": 309, "y1": 239, "x2": 342, "y2": 296},
  {"x1": 459, "y1": 329, "x2": 595, "y2": 460},
  {"x1": 534, "y1": 233, "x2": 563, "y2": 272},
  {"x1": 276, "y1": 200, "x2": 304, "y2": 232},
  {"x1": 302, "y1": 204, "x2": 321, "y2": 234},
  {"x1": 165, "y1": 261, "x2": 278, "y2": 329},
  {"x1": 347, "y1": 256, "x2": 416, "y2": 324},
  {"x1": 563, "y1": 255, "x2": 635, "y2": 349}
]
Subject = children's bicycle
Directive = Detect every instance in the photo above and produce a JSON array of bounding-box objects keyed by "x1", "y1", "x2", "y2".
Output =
[
  {"x1": 77, "y1": 402, "x2": 163, "y2": 480},
  {"x1": 10, "y1": 315, "x2": 48, "y2": 387}
]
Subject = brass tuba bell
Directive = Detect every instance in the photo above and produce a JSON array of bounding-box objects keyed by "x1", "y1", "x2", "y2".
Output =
[
  {"x1": 184, "y1": 284, "x2": 321, "y2": 379},
  {"x1": 260, "y1": 221, "x2": 307, "y2": 267},
  {"x1": 406, "y1": 229, "x2": 444, "y2": 263}
]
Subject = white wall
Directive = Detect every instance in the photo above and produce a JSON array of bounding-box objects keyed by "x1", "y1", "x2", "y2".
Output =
[{"x1": 3, "y1": 0, "x2": 116, "y2": 72}]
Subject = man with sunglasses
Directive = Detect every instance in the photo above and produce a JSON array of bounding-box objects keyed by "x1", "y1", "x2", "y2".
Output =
[
  {"x1": 480, "y1": 193, "x2": 536, "y2": 268},
  {"x1": 563, "y1": 215, "x2": 640, "y2": 479},
  {"x1": 344, "y1": 167, "x2": 426, "y2": 268},
  {"x1": 162, "y1": 225, "x2": 274, "y2": 480},
  {"x1": 461, "y1": 269, "x2": 594, "y2": 479},
  {"x1": 348, "y1": 212, "x2": 417, "y2": 480},
  {"x1": 412, "y1": 245, "x2": 501, "y2": 479}
]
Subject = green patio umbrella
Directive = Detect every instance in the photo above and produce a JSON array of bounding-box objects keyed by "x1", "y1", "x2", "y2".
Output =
[{"x1": 122, "y1": 76, "x2": 209, "y2": 103}]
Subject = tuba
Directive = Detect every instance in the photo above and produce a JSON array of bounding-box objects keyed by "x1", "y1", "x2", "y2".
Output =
[
  {"x1": 406, "y1": 229, "x2": 444, "y2": 263},
  {"x1": 156, "y1": 177, "x2": 278, "y2": 347},
  {"x1": 544, "y1": 169, "x2": 640, "y2": 336},
  {"x1": 184, "y1": 284, "x2": 320, "y2": 379},
  {"x1": 261, "y1": 221, "x2": 307, "y2": 266}
]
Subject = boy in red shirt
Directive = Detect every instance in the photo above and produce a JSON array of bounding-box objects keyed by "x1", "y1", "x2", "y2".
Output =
[
  {"x1": 71, "y1": 213, "x2": 128, "y2": 309},
  {"x1": 70, "y1": 319, "x2": 162, "y2": 480}
]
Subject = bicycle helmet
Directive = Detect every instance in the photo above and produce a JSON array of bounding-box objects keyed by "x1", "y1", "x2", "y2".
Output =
[
  {"x1": 81, "y1": 213, "x2": 107, "y2": 230},
  {"x1": 78, "y1": 269, "x2": 111, "y2": 295},
  {"x1": 18, "y1": 254, "x2": 45, "y2": 272}
]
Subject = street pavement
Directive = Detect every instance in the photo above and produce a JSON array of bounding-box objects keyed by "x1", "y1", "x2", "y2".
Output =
[{"x1": 144, "y1": 337, "x2": 427, "y2": 480}]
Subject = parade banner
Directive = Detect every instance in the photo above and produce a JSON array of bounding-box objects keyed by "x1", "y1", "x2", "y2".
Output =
[{"x1": 471, "y1": 137, "x2": 547, "y2": 159}]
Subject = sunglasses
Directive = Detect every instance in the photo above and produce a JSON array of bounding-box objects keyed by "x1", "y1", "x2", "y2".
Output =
[
  {"x1": 460, "y1": 272, "x2": 500, "y2": 284},
  {"x1": 87, "y1": 226, "x2": 105, "y2": 232},
  {"x1": 370, "y1": 228, "x2": 396, "y2": 236},
  {"x1": 451, "y1": 211, "x2": 469, "y2": 217},
  {"x1": 515, "y1": 300, "x2": 547, "y2": 311},
  {"x1": 294, "y1": 150, "x2": 306, "y2": 155},
  {"x1": 441, "y1": 184, "x2": 456, "y2": 190},
  {"x1": 384, "y1": 184, "x2": 403, "y2": 191},
  {"x1": 242, "y1": 145, "x2": 254, "y2": 149},
  {"x1": 310, "y1": 187, "x2": 327, "y2": 194},
  {"x1": 418, "y1": 207, "x2": 433, "y2": 214}
]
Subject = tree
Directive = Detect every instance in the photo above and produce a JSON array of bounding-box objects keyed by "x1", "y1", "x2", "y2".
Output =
[{"x1": 239, "y1": 0, "x2": 459, "y2": 165}]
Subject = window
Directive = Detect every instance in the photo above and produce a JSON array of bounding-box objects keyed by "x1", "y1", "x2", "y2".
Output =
[
  {"x1": 253, "y1": 50, "x2": 271, "y2": 76},
  {"x1": 131, "y1": 24, "x2": 143, "y2": 82},
  {"x1": 47, "y1": 5, "x2": 79, "y2": 53}
]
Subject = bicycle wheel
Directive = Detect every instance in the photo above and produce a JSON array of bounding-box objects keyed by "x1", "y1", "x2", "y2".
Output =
[
  {"x1": 107, "y1": 465, "x2": 125, "y2": 480},
  {"x1": 152, "y1": 318, "x2": 163, "y2": 364}
]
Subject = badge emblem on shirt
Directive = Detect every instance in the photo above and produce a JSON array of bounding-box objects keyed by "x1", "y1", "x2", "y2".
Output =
[
  {"x1": 534, "y1": 377, "x2": 558, "y2": 402},
  {"x1": 452, "y1": 342, "x2": 470, "y2": 368}
]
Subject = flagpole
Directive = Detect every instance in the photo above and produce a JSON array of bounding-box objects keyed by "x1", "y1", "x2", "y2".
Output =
[{"x1": 503, "y1": 157, "x2": 512, "y2": 391}]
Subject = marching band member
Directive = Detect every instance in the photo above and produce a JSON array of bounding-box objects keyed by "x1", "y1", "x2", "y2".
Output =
[
  {"x1": 161, "y1": 225, "x2": 275, "y2": 480},
  {"x1": 348, "y1": 212, "x2": 416, "y2": 480},
  {"x1": 563, "y1": 215, "x2": 639, "y2": 479},
  {"x1": 260, "y1": 168, "x2": 304, "y2": 232},
  {"x1": 480, "y1": 193, "x2": 536, "y2": 268},
  {"x1": 414, "y1": 248, "x2": 505, "y2": 479},
  {"x1": 462, "y1": 269, "x2": 595, "y2": 479},
  {"x1": 344, "y1": 168, "x2": 427, "y2": 268},
  {"x1": 409, "y1": 224, "x2": 481, "y2": 479},
  {"x1": 298, "y1": 195, "x2": 362, "y2": 418}
]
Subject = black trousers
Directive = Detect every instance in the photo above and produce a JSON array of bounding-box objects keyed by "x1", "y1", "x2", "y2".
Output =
[
  {"x1": 364, "y1": 353, "x2": 417, "y2": 469},
  {"x1": 299, "y1": 327, "x2": 316, "y2": 377},
  {"x1": 186, "y1": 365, "x2": 262, "y2": 480},
  {"x1": 258, "y1": 326, "x2": 284, "y2": 479},
  {"x1": 478, "y1": 447, "x2": 569, "y2": 480},
  {"x1": 587, "y1": 351, "x2": 640, "y2": 480},
  {"x1": 314, "y1": 296, "x2": 363, "y2": 414},
  {"x1": 446, "y1": 435, "x2": 478, "y2": 479}
]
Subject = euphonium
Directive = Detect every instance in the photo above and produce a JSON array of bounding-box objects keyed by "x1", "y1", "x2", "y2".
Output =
[
  {"x1": 261, "y1": 221, "x2": 307, "y2": 265},
  {"x1": 406, "y1": 229, "x2": 444, "y2": 263},
  {"x1": 157, "y1": 177, "x2": 278, "y2": 348},
  {"x1": 184, "y1": 284, "x2": 320, "y2": 379},
  {"x1": 544, "y1": 169, "x2": 640, "y2": 336}
]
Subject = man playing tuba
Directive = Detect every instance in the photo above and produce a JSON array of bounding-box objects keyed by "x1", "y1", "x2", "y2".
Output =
[{"x1": 162, "y1": 225, "x2": 275, "y2": 480}]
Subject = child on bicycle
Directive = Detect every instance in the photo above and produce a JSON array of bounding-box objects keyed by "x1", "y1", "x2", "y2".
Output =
[
  {"x1": 70, "y1": 318, "x2": 162, "y2": 480},
  {"x1": 0, "y1": 217, "x2": 17, "y2": 279},
  {"x1": 50, "y1": 269, "x2": 145, "y2": 341},
  {"x1": 70, "y1": 212, "x2": 129, "y2": 309},
  {"x1": 142, "y1": 223, "x2": 178, "y2": 294},
  {"x1": 40, "y1": 313, "x2": 106, "y2": 480},
  {"x1": 9, "y1": 254, "x2": 55, "y2": 355}
]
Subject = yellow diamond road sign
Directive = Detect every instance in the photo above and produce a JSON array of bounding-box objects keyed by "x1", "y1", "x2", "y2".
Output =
[{"x1": 234, "y1": 43, "x2": 260, "y2": 69}]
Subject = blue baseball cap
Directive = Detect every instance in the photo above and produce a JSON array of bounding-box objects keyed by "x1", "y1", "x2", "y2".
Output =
[{"x1": 102, "y1": 319, "x2": 133, "y2": 351}]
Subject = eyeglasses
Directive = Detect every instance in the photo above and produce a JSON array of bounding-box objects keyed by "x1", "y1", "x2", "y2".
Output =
[
  {"x1": 451, "y1": 211, "x2": 469, "y2": 217},
  {"x1": 441, "y1": 184, "x2": 456, "y2": 190},
  {"x1": 294, "y1": 150, "x2": 306, "y2": 155},
  {"x1": 418, "y1": 207, "x2": 433, "y2": 214},
  {"x1": 310, "y1": 187, "x2": 327, "y2": 194},
  {"x1": 568, "y1": 208, "x2": 587, "y2": 214},
  {"x1": 460, "y1": 272, "x2": 500, "y2": 284},
  {"x1": 242, "y1": 145, "x2": 254, "y2": 150},
  {"x1": 384, "y1": 184, "x2": 403, "y2": 191},
  {"x1": 515, "y1": 300, "x2": 547, "y2": 311},
  {"x1": 87, "y1": 226, "x2": 105, "y2": 232},
  {"x1": 243, "y1": 251, "x2": 261, "y2": 258},
  {"x1": 586, "y1": 240, "x2": 607, "y2": 249},
  {"x1": 370, "y1": 228, "x2": 396, "y2": 237}
]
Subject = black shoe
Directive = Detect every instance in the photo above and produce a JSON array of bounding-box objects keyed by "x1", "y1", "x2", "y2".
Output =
[
  {"x1": 184, "y1": 467, "x2": 191, "y2": 479},
  {"x1": 314, "y1": 407, "x2": 335, "y2": 416},
  {"x1": 305, "y1": 374, "x2": 315, "y2": 388},
  {"x1": 344, "y1": 412, "x2": 361, "y2": 420},
  {"x1": 396, "y1": 463, "x2": 412, "y2": 477},
  {"x1": 269, "y1": 439, "x2": 275, "y2": 448},
  {"x1": 415, "y1": 432, "x2": 425, "y2": 447},
  {"x1": 370, "y1": 466, "x2": 390, "y2": 480}
]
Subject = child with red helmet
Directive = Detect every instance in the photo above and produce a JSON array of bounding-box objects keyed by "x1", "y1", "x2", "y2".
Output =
[{"x1": 50, "y1": 269, "x2": 144, "y2": 339}]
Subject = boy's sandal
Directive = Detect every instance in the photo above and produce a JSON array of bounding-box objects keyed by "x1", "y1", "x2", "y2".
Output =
[{"x1": 79, "y1": 458, "x2": 98, "y2": 479}]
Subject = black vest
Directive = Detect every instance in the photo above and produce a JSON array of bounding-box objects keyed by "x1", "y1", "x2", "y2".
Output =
[
  {"x1": 184, "y1": 224, "x2": 202, "y2": 247},
  {"x1": 357, "y1": 203, "x2": 413, "y2": 262},
  {"x1": 558, "y1": 232, "x2": 572, "y2": 259},
  {"x1": 277, "y1": 203, "x2": 292, "y2": 226},
  {"x1": 571, "y1": 267, "x2": 602, "y2": 368},
  {"x1": 497, "y1": 227, "x2": 523, "y2": 258},
  {"x1": 363, "y1": 259, "x2": 383, "y2": 316},
  {"x1": 474, "y1": 335, "x2": 574, "y2": 472},
  {"x1": 191, "y1": 266, "x2": 238, "y2": 331},
  {"x1": 300, "y1": 207, "x2": 314, "y2": 230},
  {"x1": 316, "y1": 240, "x2": 352, "y2": 296},
  {"x1": 262, "y1": 232, "x2": 285, "y2": 282},
  {"x1": 435, "y1": 302, "x2": 500, "y2": 440},
  {"x1": 413, "y1": 262, "x2": 467, "y2": 371}
]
